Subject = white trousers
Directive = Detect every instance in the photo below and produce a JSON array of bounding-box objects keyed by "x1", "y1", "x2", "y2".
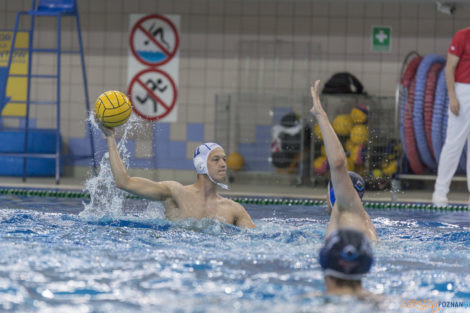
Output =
[{"x1": 434, "y1": 83, "x2": 470, "y2": 196}]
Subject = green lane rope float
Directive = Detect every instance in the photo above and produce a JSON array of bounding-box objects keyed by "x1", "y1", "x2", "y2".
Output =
[
  {"x1": 228, "y1": 196, "x2": 468, "y2": 211},
  {"x1": 0, "y1": 188, "x2": 467, "y2": 211},
  {"x1": 0, "y1": 188, "x2": 140, "y2": 200}
]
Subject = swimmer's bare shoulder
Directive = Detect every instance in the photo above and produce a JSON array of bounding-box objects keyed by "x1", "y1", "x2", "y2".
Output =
[
  {"x1": 221, "y1": 197, "x2": 257, "y2": 228},
  {"x1": 159, "y1": 180, "x2": 194, "y2": 200},
  {"x1": 162, "y1": 181, "x2": 221, "y2": 207}
]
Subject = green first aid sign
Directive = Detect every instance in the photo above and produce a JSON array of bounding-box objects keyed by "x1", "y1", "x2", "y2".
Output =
[{"x1": 372, "y1": 26, "x2": 391, "y2": 52}]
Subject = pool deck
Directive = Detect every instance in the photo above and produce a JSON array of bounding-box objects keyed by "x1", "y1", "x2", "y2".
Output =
[{"x1": 0, "y1": 175, "x2": 468, "y2": 205}]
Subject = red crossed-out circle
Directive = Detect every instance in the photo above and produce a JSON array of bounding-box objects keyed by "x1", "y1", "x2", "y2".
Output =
[
  {"x1": 129, "y1": 14, "x2": 180, "y2": 67},
  {"x1": 128, "y1": 68, "x2": 178, "y2": 121}
]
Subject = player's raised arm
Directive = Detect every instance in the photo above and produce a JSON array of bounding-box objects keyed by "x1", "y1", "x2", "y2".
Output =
[
  {"x1": 99, "y1": 124, "x2": 179, "y2": 201},
  {"x1": 310, "y1": 81, "x2": 377, "y2": 240},
  {"x1": 310, "y1": 81, "x2": 362, "y2": 212}
]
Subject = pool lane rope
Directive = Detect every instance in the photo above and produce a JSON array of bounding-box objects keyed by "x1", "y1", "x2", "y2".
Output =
[
  {"x1": 226, "y1": 197, "x2": 469, "y2": 211},
  {"x1": 0, "y1": 188, "x2": 138, "y2": 200},
  {"x1": 0, "y1": 188, "x2": 467, "y2": 211}
]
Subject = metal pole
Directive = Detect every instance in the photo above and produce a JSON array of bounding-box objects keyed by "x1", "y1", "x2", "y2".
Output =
[
  {"x1": 22, "y1": 12, "x2": 36, "y2": 182},
  {"x1": 75, "y1": 5, "x2": 97, "y2": 175},
  {"x1": 55, "y1": 14, "x2": 61, "y2": 184}
]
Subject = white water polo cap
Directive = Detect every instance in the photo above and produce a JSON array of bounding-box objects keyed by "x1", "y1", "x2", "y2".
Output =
[{"x1": 193, "y1": 143, "x2": 229, "y2": 190}]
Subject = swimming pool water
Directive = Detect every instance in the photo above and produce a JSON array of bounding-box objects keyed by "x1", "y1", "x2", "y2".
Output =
[{"x1": 0, "y1": 194, "x2": 469, "y2": 313}]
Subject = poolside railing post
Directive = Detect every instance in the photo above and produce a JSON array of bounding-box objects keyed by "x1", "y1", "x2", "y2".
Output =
[
  {"x1": 55, "y1": 13, "x2": 61, "y2": 184},
  {"x1": 75, "y1": 2, "x2": 97, "y2": 176},
  {"x1": 22, "y1": 10, "x2": 36, "y2": 182}
]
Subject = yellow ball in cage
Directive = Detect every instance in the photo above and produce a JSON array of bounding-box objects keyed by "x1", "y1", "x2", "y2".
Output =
[
  {"x1": 346, "y1": 156, "x2": 355, "y2": 171},
  {"x1": 350, "y1": 124, "x2": 368, "y2": 144},
  {"x1": 345, "y1": 139, "x2": 354, "y2": 152},
  {"x1": 94, "y1": 90, "x2": 132, "y2": 128},
  {"x1": 373, "y1": 168, "x2": 383, "y2": 179},
  {"x1": 313, "y1": 155, "x2": 328, "y2": 175},
  {"x1": 332, "y1": 114, "x2": 353, "y2": 136},
  {"x1": 227, "y1": 152, "x2": 244, "y2": 171},
  {"x1": 382, "y1": 159, "x2": 398, "y2": 176},
  {"x1": 350, "y1": 144, "x2": 366, "y2": 165},
  {"x1": 350, "y1": 104, "x2": 368, "y2": 124}
]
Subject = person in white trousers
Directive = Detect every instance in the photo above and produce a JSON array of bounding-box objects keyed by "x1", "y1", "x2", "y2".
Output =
[{"x1": 433, "y1": 27, "x2": 470, "y2": 206}]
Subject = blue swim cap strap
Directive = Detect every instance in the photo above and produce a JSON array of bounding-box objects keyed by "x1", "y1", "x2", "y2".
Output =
[
  {"x1": 327, "y1": 172, "x2": 365, "y2": 207},
  {"x1": 328, "y1": 181, "x2": 336, "y2": 207}
]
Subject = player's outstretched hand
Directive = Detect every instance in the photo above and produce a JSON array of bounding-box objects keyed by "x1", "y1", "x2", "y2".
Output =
[
  {"x1": 310, "y1": 80, "x2": 326, "y2": 117},
  {"x1": 97, "y1": 120, "x2": 115, "y2": 137}
]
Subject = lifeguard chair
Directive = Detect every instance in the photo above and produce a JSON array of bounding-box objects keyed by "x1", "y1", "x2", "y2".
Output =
[{"x1": 0, "y1": 0, "x2": 96, "y2": 184}]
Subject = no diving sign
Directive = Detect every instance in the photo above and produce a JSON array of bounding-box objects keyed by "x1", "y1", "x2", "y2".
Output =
[
  {"x1": 128, "y1": 14, "x2": 180, "y2": 122},
  {"x1": 128, "y1": 68, "x2": 177, "y2": 121},
  {"x1": 129, "y1": 14, "x2": 179, "y2": 67}
]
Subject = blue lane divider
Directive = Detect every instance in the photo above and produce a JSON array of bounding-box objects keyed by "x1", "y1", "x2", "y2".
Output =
[
  {"x1": 400, "y1": 87, "x2": 408, "y2": 159},
  {"x1": 432, "y1": 67, "x2": 447, "y2": 161},
  {"x1": 413, "y1": 54, "x2": 445, "y2": 170}
]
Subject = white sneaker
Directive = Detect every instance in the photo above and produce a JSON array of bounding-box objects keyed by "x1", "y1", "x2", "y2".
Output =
[{"x1": 432, "y1": 192, "x2": 448, "y2": 207}]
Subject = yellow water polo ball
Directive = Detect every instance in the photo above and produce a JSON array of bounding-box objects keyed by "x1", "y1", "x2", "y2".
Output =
[
  {"x1": 350, "y1": 124, "x2": 368, "y2": 144},
  {"x1": 350, "y1": 104, "x2": 369, "y2": 124},
  {"x1": 227, "y1": 152, "x2": 244, "y2": 171},
  {"x1": 332, "y1": 114, "x2": 353, "y2": 136},
  {"x1": 346, "y1": 156, "x2": 355, "y2": 171},
  {"x1": 382, "y1": 159, "x2": 398, "y2": 176},
  {"x1": 313, "y1": 155, "x2": 328, "y2": 175},
  {"x1": 95, "y1": 90, "x2": 132, "y2": 128},
  {"x1": 345, "y1": 139, "x2": 354, "y2": 152},
  {"x1": 373, "y1": 168, "x2": 383, "y2": 179},
  {"x1": 320, "y1": 145, "x2": 326, "y2": 156},
  {"x1": 350, "y1": 144, "x2": 366, "y2": 165}
]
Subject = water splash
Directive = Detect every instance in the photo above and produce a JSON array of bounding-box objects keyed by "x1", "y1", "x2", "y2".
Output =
[{"x1": 80, "y1": 112, "x2": 140, "y2": 220}]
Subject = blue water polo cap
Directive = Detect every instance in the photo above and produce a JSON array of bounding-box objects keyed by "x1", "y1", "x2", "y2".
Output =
[
  {"x1": 319, "y1": 228, "x2": 374, "y2": 280},
  {"x1": 327, "y1": 171, "x2": 365, "y2": 207}
]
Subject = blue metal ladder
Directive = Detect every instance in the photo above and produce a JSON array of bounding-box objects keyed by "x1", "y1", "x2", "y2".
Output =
[{"x1": 0, "y1": 0, "x2": 96, "y2": 184}]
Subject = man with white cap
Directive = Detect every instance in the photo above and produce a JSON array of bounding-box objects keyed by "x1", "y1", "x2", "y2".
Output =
[{"x1": 99, "y1": 126, "x2": 256, "y2": 228}]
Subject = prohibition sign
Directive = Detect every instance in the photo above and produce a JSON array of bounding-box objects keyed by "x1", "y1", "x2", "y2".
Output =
[
  {"x1": 128, "y1": 68, "x2": 178, "y2": 121},
  {"x1": 129, "y1": 14, "x2": 180, "y2": 67}
]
